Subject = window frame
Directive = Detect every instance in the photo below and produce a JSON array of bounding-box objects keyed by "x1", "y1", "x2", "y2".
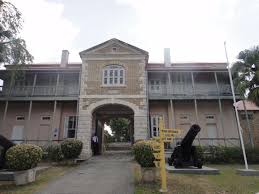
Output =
[
  {"x1": 150, "y1": 79, "x2": 161, "y2": 92},
  {"x1": 64, "y1": 116, "x2": 77, "y2": 138},
  {"x1": 102, "y1": 65, "x2": 125, "y2": 86},
  {"x1": 150, "y1": 114, "x2": 164, "y2": 137}
]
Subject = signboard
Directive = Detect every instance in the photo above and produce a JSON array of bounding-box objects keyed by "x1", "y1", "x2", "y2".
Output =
[{"x1": 151, "y1": 118, "x2": 182, "y2": 193}]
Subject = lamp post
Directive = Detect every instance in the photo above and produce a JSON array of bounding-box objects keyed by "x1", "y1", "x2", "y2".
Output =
[{"x1": 224, "y1": 41, "x2": 248, "y2": 170}]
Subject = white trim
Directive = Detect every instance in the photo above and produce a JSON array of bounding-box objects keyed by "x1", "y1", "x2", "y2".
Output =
[{"x1": 80, "y1": 95, "x2": 146, "y2": 98}]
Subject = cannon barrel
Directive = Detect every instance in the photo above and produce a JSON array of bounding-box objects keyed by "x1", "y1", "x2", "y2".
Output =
[
  {"x1": 0, "y1": 135, "x2": 15, "y2": 168},
  {"x1": 181, "y1": 124, "x2": 201, "y2": 149}
]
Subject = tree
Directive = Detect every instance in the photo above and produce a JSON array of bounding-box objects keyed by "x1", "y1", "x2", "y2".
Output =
[
  {"x1": 0, "y1": 0, "x2": 33, "y2": 84},
  {"x1": 109, "y1": 118, "x2": 130, "y2": 142},
  {"x1": 232, "y1": 46, "x2": 259, "y2": 106}
]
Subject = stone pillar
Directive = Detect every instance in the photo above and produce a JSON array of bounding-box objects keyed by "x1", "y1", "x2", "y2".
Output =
[
  {"x1": 77, "y1": 111, "x2": 92, "y2": 159},
  {"x1": 134, "y1": 111, "x2": 148, "y2": 141}
]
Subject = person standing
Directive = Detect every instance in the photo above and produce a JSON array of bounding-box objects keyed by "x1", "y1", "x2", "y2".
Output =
[{"x1": 92, "y1": 133, "x2": 99, "y2": 155}]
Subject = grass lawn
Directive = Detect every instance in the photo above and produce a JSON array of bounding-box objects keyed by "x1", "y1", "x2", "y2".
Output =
[
  {"x1": 0, "y1": 165, "x2": 75, "y2": 194},
  {"x1": 135, "y1": 164, "x2": 259, "y2": 194}
]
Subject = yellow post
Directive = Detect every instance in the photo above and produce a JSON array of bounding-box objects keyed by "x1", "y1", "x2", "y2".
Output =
[{"x1": 159, "y1": 117, "x2": 168, "y2": 193}]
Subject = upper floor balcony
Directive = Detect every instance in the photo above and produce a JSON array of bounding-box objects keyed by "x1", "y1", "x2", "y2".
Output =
[
  {"x1": 0, "y1": 71, "x2": 80, "y2": 99},
  {"x1": 148, "y1": 71, "x2": 239, "y2": 100}
]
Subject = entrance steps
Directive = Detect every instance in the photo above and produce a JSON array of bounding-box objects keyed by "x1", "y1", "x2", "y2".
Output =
[{"x1": 106, "y1": 142, "x2": 132, "y2": 151}]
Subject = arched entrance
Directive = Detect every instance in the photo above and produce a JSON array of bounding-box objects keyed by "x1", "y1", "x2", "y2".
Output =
[
  {"x1": 92, "y1": 104, "x2": 134, "y2": 154},
  {"x1": 77, "y1": 99, "x2": 148, "y2": 159}
]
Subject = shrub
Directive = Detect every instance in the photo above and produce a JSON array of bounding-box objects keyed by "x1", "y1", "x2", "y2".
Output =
[
  {"x1": 195, "y1": 146, "x2": 259, "y2": 164},
  {"x1": 133, "y1": 140, "x2": 155, "y2": 167},
  {"x1": 61, "y1": 139, "x2": 83, "y2": 159},
  {"x1": 6, "y1": 144, "x2": 43, "y2": 171},
  {"x1": 46, "y1": 144, "x2": 64, "y2": 162}
]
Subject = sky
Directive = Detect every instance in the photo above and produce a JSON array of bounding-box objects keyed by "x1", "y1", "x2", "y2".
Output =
[{"x1": 10, "y1": 0, "x2": 259, "y2": 64}]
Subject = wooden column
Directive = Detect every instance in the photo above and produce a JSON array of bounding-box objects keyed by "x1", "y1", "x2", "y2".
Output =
[
  {"x1": 31, "y1": 73, "x2": 37, "y2": 96},
  {"x1": 214, "y1": 72, "x2": 226, "y2": 146},
  {"x1": 191, "y1": 72, "x2": 200, "y2": 145},
  {"x1": 25, "y1": 101, "x2": 33, "y2": 143},
  {"x1": 1, "y1": 101, "x2": 9, "y2": 132},
  {"x1": 167, "y1": 72, "x2": 176, "y2": 128},
  {"x1": 50, "y1": 101, "x2": 57, "y2": 142},
  {"x1": 55, "y1": 73, "x2": 60, "y2": 96},
  {"x1": 170, "y1": 100, "x2": 176, "y2": 128}
]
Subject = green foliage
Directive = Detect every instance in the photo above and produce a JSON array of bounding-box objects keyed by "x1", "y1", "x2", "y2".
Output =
[
  {"x1": 109, "y1": 118, "x2": 130, "y2": 142},
  {"x1": 232, "y1": 46, "x2": 259, "y2": 105},
  {"x1": 0, "y1": 0, "x2": 33, "y2": 65},
  {"x1": 5, "y1": 144, "x2": 43, "y2": 171},
  {"x1": 45, "y1": 144, "x2": 64, "y2": 162},
  {"x1": 197, "y1": 146, "x2": 259, "y2": 164},
  {"x1": 61, "y1": 139, "x2": 83, "y2": 159},
  {"x1": 133, "y1": 140, "x2": 155, "y2": 167}
]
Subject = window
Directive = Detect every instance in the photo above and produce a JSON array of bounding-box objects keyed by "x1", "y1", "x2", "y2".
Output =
[
  {"x1": 41, "y1": 116, "x2": 51, "y2": 121},
  {"x1": 16, "y1": 116, "x2": 25, "y2": 121},
  {"x1": 150, "y1": 115, "x2": 163, "y2": 137},
  {"x1": 64, "y1": 116, "x2": 77, "y2": 138},
  {"x1": 102, "y1": 65, "x2": 125, "y2": 86},
  {"x1": 150, "y1": 80, "x2": 161, "y2": 92}
]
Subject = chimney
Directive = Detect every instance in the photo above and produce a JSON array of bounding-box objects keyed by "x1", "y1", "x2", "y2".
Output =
[
  {"x1": 61, "y1": 50, "x2": 69, "y2": 67},
  {"x1": 164, "y1": 48, "x2": 171, "y2": 67}
]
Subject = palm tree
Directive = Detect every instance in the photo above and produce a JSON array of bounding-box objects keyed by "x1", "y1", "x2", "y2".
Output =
[{"x1": 232, "y1": 46, "x2": 259, "y2": 106}]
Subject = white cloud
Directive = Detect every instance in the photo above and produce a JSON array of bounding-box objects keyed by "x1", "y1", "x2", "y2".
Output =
[
  {"x1": 11, "y1": 0, "x2": 80, "y2": 62},
  {"x1": 116, "y1": 0, "x2": 257, "y2": 63}
]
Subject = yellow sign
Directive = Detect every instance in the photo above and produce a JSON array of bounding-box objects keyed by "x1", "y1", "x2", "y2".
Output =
[
  {"x1": 151, "y1": 119, "x2": 183, "y2": 193},
  {"x1": 154, "y1": 161, "x2": 161, "y2": 168},
  {"x1": 153, "y1": 152, "x2": 161, "y2": 160},
  {"x1": 162, "y1": 137, "x2": 174, "y2": 142},
  {"x1": 161, "y1": 128, "x2": 182, "y2": 135},
  {"x1": 161, "y1": 133, "x2": 176, "y2": 138}
]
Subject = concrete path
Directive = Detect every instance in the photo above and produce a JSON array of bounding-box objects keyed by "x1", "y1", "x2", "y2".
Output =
[{"x1": 36, "y1": 151, "x2": 134, "y2": 194}]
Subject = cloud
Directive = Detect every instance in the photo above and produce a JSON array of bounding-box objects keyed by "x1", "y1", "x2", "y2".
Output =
[
  {"x1": 11, "y1": 0, "x2": 80, "y2": 62},
  {"x1": 115, "y1": 0, "x2": 259, "y2": 63}
]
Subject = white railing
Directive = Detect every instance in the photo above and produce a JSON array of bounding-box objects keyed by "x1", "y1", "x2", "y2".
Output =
[
  {"x1": 148, "y1": 83, "x2": 233, "y2": 97},
  {"x1": 2, "y1": 85, "x2": 79, "y2": 97}
]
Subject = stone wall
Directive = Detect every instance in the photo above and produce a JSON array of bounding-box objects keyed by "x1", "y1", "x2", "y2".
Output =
[{"x1": 77, "y1": 40, "x2": 149, "y2": 159}]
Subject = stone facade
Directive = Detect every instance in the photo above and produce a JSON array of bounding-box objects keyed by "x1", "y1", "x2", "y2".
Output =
[{"x1": 77, "y1": 39, "x2": 149, "y2": 158}]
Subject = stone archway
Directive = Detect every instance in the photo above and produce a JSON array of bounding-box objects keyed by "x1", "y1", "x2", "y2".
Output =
[{"x1": 77, "y1": 99, "x2": 148, "y2": 159}]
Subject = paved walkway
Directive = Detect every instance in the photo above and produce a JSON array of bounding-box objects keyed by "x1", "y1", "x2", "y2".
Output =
[{"x1": 36, "y1": 151, "x2": 134, "y2": 194}]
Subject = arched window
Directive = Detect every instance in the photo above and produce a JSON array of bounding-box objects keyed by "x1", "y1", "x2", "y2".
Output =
[{"x1": 102, "y1": 65, "x2": 125, "y2": 86}]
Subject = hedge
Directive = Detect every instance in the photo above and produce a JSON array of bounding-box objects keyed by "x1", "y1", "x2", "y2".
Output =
[
  {"x1": 61, "y1": 139, "x2": 83, "y2": 159},
  {"x1": 197, "y1": 146, "x2": 259, "y2": 164},
  {"x1": 133, "y1": 140, "x2": 155, "y2": 167},
  {"x1": 6, "y1": 144, "x2": 43, "y2": 171}
]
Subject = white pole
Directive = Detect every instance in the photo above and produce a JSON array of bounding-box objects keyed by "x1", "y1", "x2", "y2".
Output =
[{"x1": 224, "y1": 41, "x2": 248, "y2": 170}]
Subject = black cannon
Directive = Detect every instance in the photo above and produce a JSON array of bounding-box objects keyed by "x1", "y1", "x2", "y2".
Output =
[
  {"x1": 168, "y1": 124, "x2": 203, "y2": 168},
  {"x1": 0, "y1": 135, "x2": 15, "y2": 168}
]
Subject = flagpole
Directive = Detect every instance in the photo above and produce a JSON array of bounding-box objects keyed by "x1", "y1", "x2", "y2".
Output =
[{"x1": 224, "y1": 41, "x2": 248, "y2": 170}]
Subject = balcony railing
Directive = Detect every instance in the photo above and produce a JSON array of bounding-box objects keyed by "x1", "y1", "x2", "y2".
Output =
[
  {"x1": 148, "y1": 83, "x2": 234, "y2": 98},
  {"x1": 0, "y1": 85, "x2": 79, "y2": 97}
]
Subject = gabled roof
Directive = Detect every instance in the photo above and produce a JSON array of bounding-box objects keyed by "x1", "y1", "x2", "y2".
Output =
[{"x1": 79, "y1": 38, "x2": 149, "y2": 56}]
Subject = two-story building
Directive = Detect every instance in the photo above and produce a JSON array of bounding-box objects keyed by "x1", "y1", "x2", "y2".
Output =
[{"x1": 0, "y1": 38, "x2": 241, "y2": 158}]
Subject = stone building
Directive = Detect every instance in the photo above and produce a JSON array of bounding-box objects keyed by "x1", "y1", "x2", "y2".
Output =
[{"x1": 0, "y1": 38, "x2": 242, "y2": 158}]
